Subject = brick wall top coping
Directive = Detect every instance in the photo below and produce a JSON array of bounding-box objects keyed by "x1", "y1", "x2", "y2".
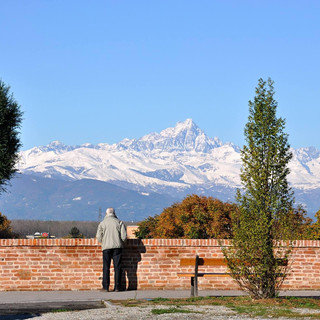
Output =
[{"x1": 1, "y1": 238, "x2": 320, "y2": 248}]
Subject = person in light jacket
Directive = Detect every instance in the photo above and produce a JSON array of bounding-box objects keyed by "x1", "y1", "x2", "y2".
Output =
[{"x1": 96, "y1": 208, "x2": 127, "y2": 292}]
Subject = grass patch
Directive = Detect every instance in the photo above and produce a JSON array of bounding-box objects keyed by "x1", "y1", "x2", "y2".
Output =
[
  {"x1": 229, "y1": 305, "x2": 320, "y2": 318},
  {"x1": 114, "y1": 296, "x2": 320, "y2": 318},
  {"x1": 284, "y1": 297, "x2": 320, "y2": 309},
  {"x1": 185, "y1": 296, "x2": 207, "y2": 303},
  {"x1": 121, "y1": 299, "x2": 146, "y2": 307},
  {"x1": 230, "y1": 305, "x2": 298, "y2": 318},
  {"x1": 116, "y1": 296, "x2": 320, "y2": 308},
  {"x1": 232, "y1": 305, "x2": 269, "y2": 317},
  {"x1": 151, "y1": 297, "x2": 169, "y2": 303},
  {"x1": 222, "y1": 297, "x2": 320, "y2": 319},
  {"x1": 151, "y1": 307, "x2": 201, "y2": 315},
  {"x1": 49, "y1": 308, "x2": 73, "y2": 313}
]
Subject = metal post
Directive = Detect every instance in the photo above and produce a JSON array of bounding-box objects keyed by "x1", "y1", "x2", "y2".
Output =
[{"x1": 194, "y1": 255, "x2": 199, "y2": 297}]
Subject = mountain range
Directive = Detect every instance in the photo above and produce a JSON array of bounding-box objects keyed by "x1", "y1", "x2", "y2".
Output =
[{"x1": 1, "y1": 119, "x2": 319, "y2": 221}]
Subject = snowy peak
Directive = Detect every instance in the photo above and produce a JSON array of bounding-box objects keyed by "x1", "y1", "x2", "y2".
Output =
[
  {"x1": 17, "y1": 119, "x2": 320, "y2": 194},
  {"x1": 294, "y1": 147, "x2": 320, "y2": 163},
  {"x1": 159, "y1": 118, "x2": 200, "y2": 137},
  {"x1": 117, "y1": 119, "x2": 223, "y2": 152},
  {"x1": 24, "y1": 140, "x2": 75, "y2": 156},
  {"x1": 45, "y1": 141, "x2": 73, "y2": 152}
]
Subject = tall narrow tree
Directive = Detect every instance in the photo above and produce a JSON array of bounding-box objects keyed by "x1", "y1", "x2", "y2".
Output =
[
  {"x1": 223, "y1": 78, "x2": 294, "y2": 299},
  {"x1": 0, "y1": 80, "x2": 23, "y2": 193}
]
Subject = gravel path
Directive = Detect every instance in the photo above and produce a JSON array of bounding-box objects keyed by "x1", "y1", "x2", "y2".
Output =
[{"x1": 28, "y1": 304, "x2": 313, "y2": 320}]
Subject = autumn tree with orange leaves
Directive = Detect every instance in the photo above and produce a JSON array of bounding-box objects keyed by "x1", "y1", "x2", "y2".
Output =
[{"x1": 135, "y1": 194, "x2": 238, "y2": 239}]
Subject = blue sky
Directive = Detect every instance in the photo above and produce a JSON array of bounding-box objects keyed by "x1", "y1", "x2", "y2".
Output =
[{"x1": 1, "y1": 1, "x2": 319, "y2": 150}]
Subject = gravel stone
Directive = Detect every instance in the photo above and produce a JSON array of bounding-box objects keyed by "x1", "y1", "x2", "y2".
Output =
[{"x1": 28, "y1": 304, "x2": 310, "y2": 320}]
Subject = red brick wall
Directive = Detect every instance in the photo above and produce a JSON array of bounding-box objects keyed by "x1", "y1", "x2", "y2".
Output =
[
  {"x1": 1, "y1": 239, "x2": 320, "y2": 291},
  {"x1": 0, "y1": 239, "x2": 101, "y2": 291}
]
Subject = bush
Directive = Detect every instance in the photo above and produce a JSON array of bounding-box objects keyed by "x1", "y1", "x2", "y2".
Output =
[
  {"x1": 135, "y1": 194, "x2": 238, "y2": 239},
  {"x1": 0, "y1": 212, "x2": 18, "y2": 238},
  {"x1": 65, "y1": 226, "x2": 85, "y2": 238}
]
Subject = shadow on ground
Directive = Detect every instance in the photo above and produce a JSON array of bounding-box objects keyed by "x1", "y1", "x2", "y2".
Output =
[{"x1": 0, "y1": 301, "x2": 105, "y2": 319}]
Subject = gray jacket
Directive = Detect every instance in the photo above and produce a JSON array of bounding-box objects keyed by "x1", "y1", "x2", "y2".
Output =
[{"x1": 96, "y1": 214, "x2": 127, "y2": 251}]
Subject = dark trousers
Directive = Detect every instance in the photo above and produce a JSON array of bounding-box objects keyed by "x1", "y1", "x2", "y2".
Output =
[{"x1": 102, "y1": 248, "x2": 122, "y2": 290}]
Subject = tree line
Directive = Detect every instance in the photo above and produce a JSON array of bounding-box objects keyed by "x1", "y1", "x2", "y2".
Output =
[
  {"x1": 0, "y1": 215, "x2": 99, "y2": 238},
  {"x1": 134, "y1": 194, "x2": 318, "y2": 240},
  {"x1": 10, "y1": 219, "x2": 99, "y2": 238}
]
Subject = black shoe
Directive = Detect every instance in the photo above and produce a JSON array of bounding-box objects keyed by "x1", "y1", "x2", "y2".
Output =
[{"x1": 99, "y1": 288, "x2": 109, "y2": 292}]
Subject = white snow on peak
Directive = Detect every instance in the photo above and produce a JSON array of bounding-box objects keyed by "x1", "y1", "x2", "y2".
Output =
[
  {"x1": 17, "y1": 119, "x2": 320, "y2": 192},
  {"x1": 81, "y1": 143, "x2": 95, "y2": 148},
  {"x1": 121, "y1": 119, "x2": 222, "y2": 153}
]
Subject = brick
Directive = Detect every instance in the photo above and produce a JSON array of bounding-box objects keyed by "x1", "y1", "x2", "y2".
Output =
[{"x1": 2, "y1": 239, "x2": 320, "y2": 291}]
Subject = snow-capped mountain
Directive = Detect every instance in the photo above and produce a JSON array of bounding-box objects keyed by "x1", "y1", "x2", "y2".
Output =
[
  {"x1": 17, "y1": 119, "x2": 320, "y2": 192},
  {"x1": 17, "y1": 119, "x2": 243, "y2": 194},
  {"x1": 2, "y1": 118, "x2": 319, "y2": 220}
]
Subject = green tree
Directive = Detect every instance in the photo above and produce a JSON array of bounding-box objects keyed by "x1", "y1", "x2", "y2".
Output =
[
  {"x1": 0, "y1": 80, "x2": 23, "y2": 192},
  {"x1": 306, "y1": 209, "x2": 320, "y2": 240},
  {"x1": 135, "y1": 215, "x2": 159, "y2": 239},
  {"x1": 0, "y1": 212, "x2": 17, "y2": 238},
  {"x1": 67, "y1": 226, "x2": 85, "y2": 238},
  {"x1": 284, "y1": 206, "x2": 313, "y2": 240},
  {"x1": 223, "y1": 78, "x2": 294, "y2": 299}
]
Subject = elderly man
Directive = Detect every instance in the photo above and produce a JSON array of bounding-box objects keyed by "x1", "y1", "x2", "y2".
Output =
[{"x1": 96, "y1": 208, "x2": 127, "y2": 292}]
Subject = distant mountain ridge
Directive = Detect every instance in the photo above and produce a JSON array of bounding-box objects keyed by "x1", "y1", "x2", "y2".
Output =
[
  {"x1": 1, "y1": 119, "x2": 319, "y2": 220},
  {"x1": 18, "y1": 119, "x2": 320, "y2": 190},
  {"x1": 17, "y1": 119, "x2": 245, "y2": 194},
  {"x1": 0, "y1": 174, "x2": 176, "y2": 221}
]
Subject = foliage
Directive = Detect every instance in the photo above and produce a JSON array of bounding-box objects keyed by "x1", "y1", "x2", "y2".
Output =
[
  {"x1": 305, "y1": 209, "x2": 320, "y2": 240},
  {"x1": 0, "y1": 80, "x2": 23, "y2": 193},
  {"x1": 274, "y1": 207, "x2": 320, "y2": 240},
  {"x1": 66, "y1": 226, "x2": 85, "y2": 238},
  {"x1": 134, "y1": 215, "x2": 159, "y2": 239},
  {"x1": 135, "y1": 194, "x2": 238, "y2": 239},
  {"x1": 285, "y1": 206, "x2": 313, "y2": 239},
  {"x1": 223, "y1": 78, "x2": 295, "y2": 299},
  {"x1": 0, "y1": 212, "x2": 18, "y2": 238}
]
